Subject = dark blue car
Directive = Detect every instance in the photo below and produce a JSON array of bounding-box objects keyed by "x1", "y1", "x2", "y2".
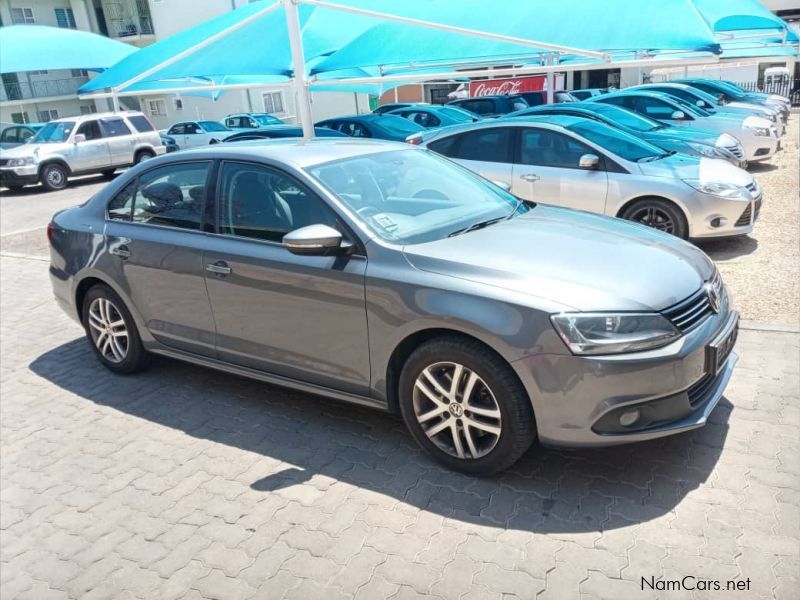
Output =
[
  {"x1": 316, "y1": 114, "x2": 424, "y2": 141},
  {"x1": 387, "y1": 105, "x2": 480, "y2": 128},
  {"x1": 222, "y1": 125, "x2": 347, "y2": 142}
]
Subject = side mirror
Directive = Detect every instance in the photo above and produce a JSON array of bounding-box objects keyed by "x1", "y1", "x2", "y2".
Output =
[
  {"x1": 73, "y1": 134, "x2": 86, "y2": 144},
  {"x1": 491, "y1": 180, "x2": 512, "y2": 192},
  {"x1": 579, "y1": 153, "x2": 600, "y2": 169},
  {"x1": 670, "y1": 111, "x2": 686, "y2": 120},
  {"x1": 283, "y1": 224, "x2": 348, "y2": 256}
]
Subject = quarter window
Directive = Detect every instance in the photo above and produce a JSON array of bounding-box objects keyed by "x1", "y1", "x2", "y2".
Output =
[
  {"x1": 218, "y1": 162, "x2": 339, "y2": 243},
  {"x1": 127, "y1": 162, "x2": 210, "y2": 229},
  {"x1": 443, "y1": 127, "x2": 513, "y2": 163},
  {"x1": 519, "y1": 129, "x2": 596, "y2": 169}
]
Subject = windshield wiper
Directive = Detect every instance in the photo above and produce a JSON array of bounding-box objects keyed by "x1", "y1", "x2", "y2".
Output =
[
  {"x1": 502, "y1": 198, "x2": 529, "y2": 222},
  {"x1": 638, "y1": 151, "x2": 674, "y2": 162},
  {"x1": 448, "y1": 216, "x2": 506, "y2": 237}
]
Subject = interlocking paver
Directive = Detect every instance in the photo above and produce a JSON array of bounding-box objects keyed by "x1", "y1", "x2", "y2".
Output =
[{"x1": 0, "y1": 250, "x2": 798, "y2": 599}]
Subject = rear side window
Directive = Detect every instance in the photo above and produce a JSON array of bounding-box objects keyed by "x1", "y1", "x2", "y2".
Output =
[
  {"x1": 442, "y1": 127, "x2": 513, "y2": 163},
  {"x1": 519, "y1": 128, "x2": 595, "y2": 169},
  {"x1": 127, "y1": 115, "x2": 155, "y2": 132},
  {"x1": 100, "y1": 118, "x2": 132, "y2": 137},
  {"x1": 426, "y1": 135, "x2": 458, "y2": 155}
]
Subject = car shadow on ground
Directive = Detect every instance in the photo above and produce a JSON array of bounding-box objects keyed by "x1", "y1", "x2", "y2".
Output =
[
  {"x1": 697, "y1": 235, "x2": 759, "y2": 262},
  {"x1": 31, "y1": 338, "x2": 731, "y2": 534},
  {"x1": 747, "y1": 162, "x2": 779, "y2": 174},
  {"x1": 0, "y1": 173, "x2": 115, "y2": 197}
]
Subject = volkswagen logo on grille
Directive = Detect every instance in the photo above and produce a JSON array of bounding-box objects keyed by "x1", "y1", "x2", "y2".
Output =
[{"x1": 705, "y1": 283, "x2": 721, "y2": 313}]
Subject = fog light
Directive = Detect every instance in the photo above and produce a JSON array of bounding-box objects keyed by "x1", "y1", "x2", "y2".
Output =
[
  {"x1": 710, "y1": 217, "x2": 721, "y2": 228},
  {"x1": 619, "y1": 409, "x2": 640, "y2": 428}
]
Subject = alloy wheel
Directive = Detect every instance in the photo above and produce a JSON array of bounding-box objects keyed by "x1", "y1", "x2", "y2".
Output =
[
  {"x1": 87, "y1": 297, "x2": 129, "y2": 363},
  {"x1": 412, "y1": 361, "x2": 502, "y2": 459},
  {"x1": 629, "y1": 206, "x2": 675, "y2": 234}
]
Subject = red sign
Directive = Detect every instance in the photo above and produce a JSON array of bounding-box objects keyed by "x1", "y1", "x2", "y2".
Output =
[{"x1": 469, "y1": 75, "x2": 546, "y2": 97}]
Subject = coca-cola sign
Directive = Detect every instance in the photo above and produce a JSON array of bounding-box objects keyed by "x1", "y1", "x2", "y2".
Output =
[{"x1": 469, "y1": 76, "x2": 546, "y2": 97}]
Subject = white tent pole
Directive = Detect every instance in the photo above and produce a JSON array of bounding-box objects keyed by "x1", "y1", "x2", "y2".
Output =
[
  {"x1": 110, "y1": 0, "x2": 281, "y2": 94},
  {"x1": 545, "y1": 54, "x2": 555, "y2": 104},
  {"x1": 283, "y1": 0, "x2": 315, "y2": 139},
  {"x1": 299, "y1": 0, "x2": 609, "y2": 60},
  {"x1": 111, "y1": 91, "x2": 120, "y2": 112}
]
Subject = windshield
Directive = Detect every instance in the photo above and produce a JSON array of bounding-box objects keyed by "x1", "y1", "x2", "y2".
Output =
[
  {"x1": 253, "y1": 114, "x2": 281, "y2": 126},
  {"x1": 31, "y1": 121, "x2": 75, "y2": 143},
  {"x1": 588, "y1": 104, "x2": 665, "y2": 132},
  {"x1": 374, "y1": 116, "x2": 425, "y2": 136},
  {"x1": 555, "y1": 92, "x2": 578, "y2": 103},
  {"x1": 567, "y1": 120, "x2": 666, "y2": 162},
  {"x1": 199, "y1": 120, "x2": 229, "y2": 132},
  {"x1": 308, "y1": 149, "x2": 526, "y2": 244}
]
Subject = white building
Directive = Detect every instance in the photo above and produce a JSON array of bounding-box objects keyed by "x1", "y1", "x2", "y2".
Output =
[{"x1": 0, "y1": 0, "x2": 369, "y2": 128}]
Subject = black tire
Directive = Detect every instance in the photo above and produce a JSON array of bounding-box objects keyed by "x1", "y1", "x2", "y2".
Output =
[
  {"x1": 101, "y1": 169, "x2": 117, "y2": 179},
  {"x1": 620, "y1": 197, "x2": 688, "y2": 239},
  {"x1": 39, "y1": 163, "x2": 69, "y2": 191},
  {"x1": 398, "y1": 335, "x2": 535, "y2": 475},
  {"x1": 134, "y1": 149, "x2": 155, "y2": 164},
  {"x1": 81, "y1": 283, "x2": 149, "y2": 375}
]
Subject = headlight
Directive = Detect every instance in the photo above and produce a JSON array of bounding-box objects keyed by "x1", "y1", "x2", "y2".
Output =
[
  {"x1": 746, "y1": 126, "x2": 770, "y2": 137},
  {"x1": 550, "y1": 313, "x2": 681, "y2": 355},
  {"x1": 687, "y1": 142, "x2": 724, "y2": 159},
  {"x1": 6, "y1": 157, "x2": 36, "y2": 167},
  {"x1": 683, "y1": 179, "x2": 747, "y2": 199}
]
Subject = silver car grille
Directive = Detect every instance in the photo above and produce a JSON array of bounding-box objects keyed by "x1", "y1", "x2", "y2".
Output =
[
  {"x1": 662, "y1": 271, "x2": 724, "y2": 332},
  {"x1": 724, "y1": 143, "x2": 744, "y2": 159}
]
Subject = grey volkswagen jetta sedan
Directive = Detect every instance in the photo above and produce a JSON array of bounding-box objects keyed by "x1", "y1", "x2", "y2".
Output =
[{"x1": 48, "y1": 140, "x2": 739, "y2": 474}]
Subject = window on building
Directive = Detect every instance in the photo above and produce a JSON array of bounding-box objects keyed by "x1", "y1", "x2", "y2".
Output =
[
  {"x1": 71, "y1": 69, "x2": 89, "y2": 78},
  {"x1": 54, "y1": 7, "x2": 76, "y2": 29},
  {"x1": 173, "y1": 98, "x2": 184, "y2": 110},
  {"x1": 11, "y1": 8, "x2": 35, "y2": 24},
  {"x1": 80, "y1": 104, "x2": 96, "y2": 115},
  {"x1": 262, "y1": 90, "x2": 285, "y2": 115},
  {"x1": 38, "y1": 109, "x2": 60, "y2": 122},
  {"x1": 11, "y1": 112, "x2": 30, "y2": 125},
  {"x1": 147, "y1": 99, "x2": 167, "y2": 117},
  {"x1": 30, "y1": 70, "x2": 48, "y2": 76}
]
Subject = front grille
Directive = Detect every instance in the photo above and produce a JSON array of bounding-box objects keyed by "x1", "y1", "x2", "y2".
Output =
[
  {"x1": 0, "y1": 159, "x2": 8, "y2": 167},
  {"x1": 662, "y1": 271, "x2": 723, "y2": 332},
  {"x1": 735, "y1": 204, "x2": 752, "y2": 227},
  {"x1": 724, "y1": 144, "x2": 744, "y2": 159}
]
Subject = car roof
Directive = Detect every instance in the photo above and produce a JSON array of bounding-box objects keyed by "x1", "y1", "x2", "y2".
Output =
[
  {"x1": 598, "y1": 90, "x2": 680, "y2": 102},
  {"x1": 421, "y1": 115, "x2": 581, "y2": 141},
  {"x1": 164, "y1": 138, "x2": 410, "y2": 168},
  {"x1": 46, "y1": 111, "x2": 144, "y2": 124},
  {"x1": 451, "y1": 94, "x2": 522, "y2": 101}
]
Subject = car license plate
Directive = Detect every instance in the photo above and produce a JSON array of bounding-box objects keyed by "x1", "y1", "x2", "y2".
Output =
[{"x1": 706, "y1": 316, "x2": 739, "y2": 376}]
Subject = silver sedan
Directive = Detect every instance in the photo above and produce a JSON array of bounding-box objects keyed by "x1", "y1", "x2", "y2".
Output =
[{"x1": 48, "y1": 140, "x2": 738, "y2": 474}]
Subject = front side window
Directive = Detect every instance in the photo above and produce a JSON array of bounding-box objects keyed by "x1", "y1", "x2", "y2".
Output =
[
  {"x1": 309, "y1": 149, "x2": 525, "y2": 245},
  {"x1": 168, "y1": 124, "x2": 185, "y2": 136},
  {"x1": 218, "y1": 162, "x2": 339, "y2": 243},
  {"x1": 100, "y1": 118, "x2": 132, "y2": 137},
  {"x1": 198, "y1": 121, "x2": 229, "y2": 132},
  {"x1": 76, "y1": 120, "x2": 102, "y2": 141},
  {"x1": 184, "y1": 123, "x2": 200, "y2": 135},
  {"x1": 589, "y1": 104, "x2": 664, "y2": 132},
  {"x1": 633, "y1": 97, "x2": 686, "y2": 120},
  {"x1": 444, "y1": 127, "x2": 513, "y2": 163},
  {"x1": 127, "y1": 162, "x2": 210, "y2": 229},
  {"x1": 32, "y1": 121, "x2": 75, "y2": 143},
  {"x1": 519, "y1": 128, "x2": 596, "y2": 169}
]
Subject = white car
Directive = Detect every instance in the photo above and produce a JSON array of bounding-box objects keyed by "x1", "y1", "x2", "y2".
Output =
[
  {"x1": 415, "y1": 116, "x2": 762, "y2": 240},
  {"x1": 164, "y1": 120, "x2": 231, "y2": 149},
  {"x1": 223, "y1": 113, "x2": 284, "y2": 132},
  {"x1": 592, "y1": 91, "x2": 780, "y2": 162}
]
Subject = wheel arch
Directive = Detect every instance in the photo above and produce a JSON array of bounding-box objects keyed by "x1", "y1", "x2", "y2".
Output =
[{"x1": 38, "y1": 158, "x2": 72, "y2": 177}]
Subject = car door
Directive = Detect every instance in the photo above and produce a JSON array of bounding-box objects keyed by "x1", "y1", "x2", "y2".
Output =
[
  {"x1": 167, "y1": 123, "x2": 187, "y2": 148},
  {"x1": 100, "y1": 117, "x2": 136, "y2": 165},
  {"x1": 428, "y1": 126, "x2": 514, "y2": 185},
  {"x1": 202, "y1": 160, "x2": 370, "y2": 394},
  {"x1": 511, "y1": 126, "x2": 608, "y2": 212},
  {"x1": 104, "y1": 161, "x2": 217, "y2": 356},
  {"x1": 182, "y1": 122, "x2": 206, "y2": 148},
  {"x1": 71, "y1": 120, "x2": 111, "y2": 171}
]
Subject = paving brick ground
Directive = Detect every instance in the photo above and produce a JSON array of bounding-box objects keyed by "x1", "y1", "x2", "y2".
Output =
[{"x1": 1, "y1": 253, "x2": 798, "y2": 599}]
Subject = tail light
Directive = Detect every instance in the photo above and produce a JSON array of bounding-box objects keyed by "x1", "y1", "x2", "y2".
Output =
[
  {"x1": 406, "y1": 134, "x2": 423, "y2": 145},
  {"x1": 46, "y1": 221, "x2": 55, "y2": 245}
]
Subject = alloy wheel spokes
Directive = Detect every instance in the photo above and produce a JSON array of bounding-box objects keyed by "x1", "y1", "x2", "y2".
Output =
[
  {"x1": 412, "y1": 362, "x2": 502, "y2": 460},
  {"x1": 88, "y1": 298, "x2": 128, "y2": 364}
]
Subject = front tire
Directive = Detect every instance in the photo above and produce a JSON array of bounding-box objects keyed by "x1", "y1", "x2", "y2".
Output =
[
  {"x1": 620, "y1": 198, "x2": 688, "y2": 239},
  {"x1": 398, "y1": 336, "x2": 535, "y2": 475},
  {"x1": 39, "y1": 163, "x2": 68, "y2": 191},
  {"x1": 81, "y1": 284, "x2": 149, "y2": 374}
]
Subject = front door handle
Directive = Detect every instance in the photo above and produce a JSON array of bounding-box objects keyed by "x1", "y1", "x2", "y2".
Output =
[
  {"x1": 520, "y1": 173, "x2": 540, "y2": 182},
  {"x1": 205, "y1": 261, "x2": 232, "y2": 275},
  {"x1": 110, "y1": 245, "x2": 130, "y2": 259}
]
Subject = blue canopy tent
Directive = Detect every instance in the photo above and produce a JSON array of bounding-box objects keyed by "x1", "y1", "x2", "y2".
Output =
[
  {"x1": 78, "y1": 0, "x2": 796, "y2": 137},
  {"x1": 0, "y1": 25, "x2": 136, "y2": 73}
]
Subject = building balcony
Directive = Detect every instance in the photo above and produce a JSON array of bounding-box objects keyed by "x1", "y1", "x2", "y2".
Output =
[
  {"x1": 0, "y1": 77, "x2": 89, "y2": 103},
  {"x1": 94, "y1": 0, "x2": 155, "y2": 43}
]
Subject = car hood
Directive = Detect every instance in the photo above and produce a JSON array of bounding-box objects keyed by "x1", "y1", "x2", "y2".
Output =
[
  {"x1": 649, "y1": 126, "x2": 717, "y2": 143},
  {"x1": 402, "y1": 205, "x2": 714, "y2": 312},
  {"x1": 636, "y1": 153, "x2": 753, "y2": 186},
  {"x1": 0, "y1": 143, "x2": 39, "y2": 158}
]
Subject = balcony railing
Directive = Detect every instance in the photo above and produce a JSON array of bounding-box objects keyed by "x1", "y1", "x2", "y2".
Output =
[
  {"x1": 100, "y1": 0, "x2": 154, "y2": 39},
  {"x1": 1, "y1": 77, "x2": 89, "y2": 102}
]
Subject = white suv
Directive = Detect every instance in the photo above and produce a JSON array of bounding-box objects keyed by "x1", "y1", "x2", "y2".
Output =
[{"x1": 0, "y1": 111, "x2": 165, "y2": 191}]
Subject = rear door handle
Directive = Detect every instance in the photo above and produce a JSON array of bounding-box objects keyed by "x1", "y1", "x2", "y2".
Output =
[
  {"x1": 205, "y1": 261, "x2": 232, "y2": 275},
  {"x1": 520, "y1": 173, "x2": 540, "y2": 182},
  {"x1": 110, "y1": 245, "x2": 130, "y2": 259}
]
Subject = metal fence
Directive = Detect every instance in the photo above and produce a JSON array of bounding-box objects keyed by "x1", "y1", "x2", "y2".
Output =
[
  {"x1": 732, "y1": 78, "x2": 800, "y2": 106},
  {"x1": 0, "y1": 77, "x2": 88, "y2": 102}
]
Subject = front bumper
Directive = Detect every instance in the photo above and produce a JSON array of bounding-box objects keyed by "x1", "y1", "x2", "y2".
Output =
[
  {"x1": 739, "y1": 130, "x2": 779, "y2": 162},
  {"x1": 684, "y1": 187, "x2": 761, "y2": 240},
  {"x1": 0, "y1": 165, "x2": 39, "y2": 187},
  {"x1": 513, "y1": 308, "x2": 739, "y2": 447}
]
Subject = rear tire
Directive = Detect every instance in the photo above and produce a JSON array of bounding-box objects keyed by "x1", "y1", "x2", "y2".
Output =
[
  {"x1": 134, "y1": 149, "x2": 155, "y2": 164},
  {"x1": 81, "y1": 284, "x2": 149, "y2": 374},
  {"x1": 398, "y1": 335, "x2": 535, "y2": 475},
  {"x1": 620, "y1": 198, "x2": 688, "y2": 239},
  {"x1": 39, "y1": 163, "x2": 68, "y2": 191}
]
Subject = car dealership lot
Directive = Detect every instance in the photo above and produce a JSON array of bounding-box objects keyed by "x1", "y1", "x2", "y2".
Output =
[{"x1": 0, "y1": 122, "x2": 798, "y2": 599}]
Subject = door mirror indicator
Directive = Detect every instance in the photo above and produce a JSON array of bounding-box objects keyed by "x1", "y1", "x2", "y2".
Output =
[
  {"x1": 671, "y1": 111, "x2": 686, "y2": 120},
  {"x1": 283, "y1": 224, "x2": 348, "y2": 256},
  {"x1": 579, "y1": 154, "x2": 600, "y2": 169},
  {"x1": 74, "y1": 134, "x2": 86, "y2": 144}
]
